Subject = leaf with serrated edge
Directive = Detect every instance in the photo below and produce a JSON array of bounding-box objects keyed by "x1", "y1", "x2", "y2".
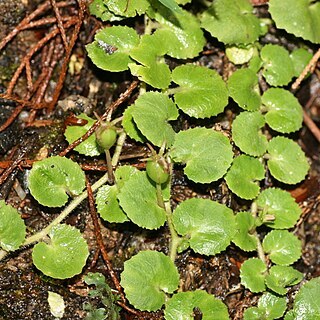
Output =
[
  {"x1": 171, "y1": 64, "x2": 228, "y2": 118},
  {"x1": 262, "y1": 88, "x2": 303, "y2": 133},
  {"x1": 263, "y1": 230, "x2": 302, "y2": 266},
  {"x1": 240, "y1": 258, "x2": 266, "y2": 293},
  {"x1": 150, "y1": 6, "x2": 205, "y2": 59},
  {"x1": 121, "y1": 251, "x2": 179, "y2": 311},
  {"x1": 261, "y1": 44, "x2": 295, "y2": 86},
  {"x1": 164, "y1": 290, "x2": 229, "y2": 320},
  {"x1": 131, "y1": 92, "x2": 178, "y2": 147},
  {"x1": 225, "y1": 155, "x2": 264, "y2": 200},
  {"x1": 290, "y1": 48, "x2": 313, "y2": 77},
  {"x1": 32, "y1": 224, "x2": 89, "y2": 279},
  {"x1": 269, "y1": 0, "x2": 320, "y2": 44},
  {"x1": 172, "y1": 198, "x2": 236, "y2": 255},
  {"x1": 201, "y1": 0, "x2": 260, "y2": 45},
  {"x1": 86, "y1": 26, "x2": 139, "y2": 72},
  {"x1": 256, "y1": 188, "x2": 301, "y2": 229},
  {"x1": 265, "y1": 265, "x2": 303, "y2": 295},
  {"x1": 28, "y1": 156, "x2": 86, "y2": 207},
  {"x1": 64, "y1": 113, "x2": 101, "y2": 157},
  {"x1": 96, "y1": 166, "x2": 138, "y2": 223},
  {"x1": 226, "y1": 46, "x2": 255, "y2": 65},
  {"x1": 267, "y1": 137, "x2": 309, "y2": 184},
  {"x1": 170, "y1": 127, "x2": 233, "y2": 183},
  {"x1": 122, "y1": 105, "x2": 146, "y2": 143},
  {"x1": 232, "y1": 111, "x2": 267, "y2": 157},
  {"x1": 0, "y1": 200, "x2": 26, "y2": 251},
  {"x1": 233, "y1": 211, "x2": 257, "y2": 252},
  {"x1": 107, "y1": 0, "x2": 150, "y2": 17},
  {"x1": 244, "y1": 292, "x2": 287, "y2": 320},
  {"x1": 117, "y1": 171, "x2": 166, "y2": 229},
  {"x1": 291, "y1": 277, "x2": 320, "y2": 319},
  {"x1": 228, "y1": 68, "x2": 261, "y2": 111}
]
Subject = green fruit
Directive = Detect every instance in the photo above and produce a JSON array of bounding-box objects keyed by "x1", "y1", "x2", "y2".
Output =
[
  {"x1": 95, "y1": 125, "x2": 117, "y2": 150},
  {"x1": 146, "y1": 159, "x2": 169, "y2": 184}
]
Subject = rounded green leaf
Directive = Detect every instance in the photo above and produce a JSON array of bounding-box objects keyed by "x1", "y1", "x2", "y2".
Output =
[
  {"x1": 172, "y1": 198, "x2": 236, "y2": 255},
  {"x1": 200, "y1": 0, "x2": 261, "y2": 45},
  {"x1": 122, "y1": 105, "x2": 146, "y2": 143},
  {"x1": 290, "y1": 48, "x2": 313, "y2": 77},
  {"x1": 86, "y1": 26, "x2": 139, "y2": 72},
  {"x1": 291, "y1": 277, "x2": 320, "y2": 319},
  {"x1": 233, "y1": 211, "x2": 258, "y2": 252},
  {"x1": 28, "y1": 156, "x2": 86, "y2": 207},
  {"x1": 244, "y1": 292, "x2": 287, "y2": 320},
  {"x1": 170, "y1": 127, "x2": 233, "y2": 183},
  {"x1": 164, "y1": 290, "x2": 229, "y2": 320},
  {"x1": 107, "y1": 0, "x2": 150, "y2": 17},
  {"x1": 265, "y1": 266, "x2": 303, "y2": 295},
  {"x1": 228, "y1": 68, "x2": 261, "y2": 111},
  {"x1": 240, "y1": 258, "x2": 267, "y2": 293},
  {"x1": 261, "y1": 44, "x2": 295, "y2": 86},
  {"x1": 232, "y1": 111, "x2": 268, "y2": 157},
  {"x1": 263, "y1": 230, "x2": 302, "y2": 266},
  {"x1": 64, "y1": 114, "x2": 101, "y2": 157},
  {"x1": 226, "y1": 46, "x2": 255, "y2": 65},
  {"x1": 267, "y1": 137, "x2": 309, "y2": 184},
  {"x1": 0, "y1": 200, "x2": 26, "y2": 251},
  {"x1": 131, "y1": 92, "x2": 178, "y2": 147},
  {"x1": 262, "y1": 88, "x2": 303, "y2": 133},
  {"x1": 225, "y1": 155, "x2": 265, "y2": 200},
  {"x1": 117, "y1": 170, "x2": 166, "y2": 229},
  {"x1": 32, "y1": 224, "x2": 89, "y2": 279},
  {"x1": 171, "y1": 64, "x2": 228, "y2": 118},
  {"x1": 152, "y1": 7, "x2": 205, "y2": 59},
  {"x1": 120, "y1": 251, "x2": 179, "y2": 311},
  {"x1": 269, "y1": 0, "x2": 320, "y2": 43},
  {"x1": 256, "y1": 188, "x2": 301, "y2": 229},
  {"x1": 89, "y1": 0, "x2": 115, "y2": 22}
]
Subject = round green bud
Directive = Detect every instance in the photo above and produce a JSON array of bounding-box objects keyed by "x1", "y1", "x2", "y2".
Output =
[
  {"x1": 95, "y1": 125, "x2": 117, "y2": 150},
  {"x1": 146, "y1": 159, "x2": 169, "y2": 184}
]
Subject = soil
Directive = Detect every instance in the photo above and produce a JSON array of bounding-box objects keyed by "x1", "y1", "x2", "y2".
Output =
[{"x1": 0, "y1": 1, "x2": 319, "y2": 320}]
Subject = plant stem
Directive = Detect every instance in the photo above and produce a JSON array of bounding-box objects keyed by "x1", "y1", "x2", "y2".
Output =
[
  {"x1": 112, "y1": 131, "x2": 126, "y2": 167},
  {"x1": 105, "y1": 149, "x2": 114, "y2": 184},
  {"x1": 254, "y1": 231, "x2": 266, "y2": 265}
]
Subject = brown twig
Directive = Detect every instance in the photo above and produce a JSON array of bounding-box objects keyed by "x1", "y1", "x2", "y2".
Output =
[
  {"x1": 0, "y1": 104, "x2": 25, "y2": 132},
  {"x1": 50, "y1": 0, "x2": 68, "y2": 50},
  {"x1": 303, "y1": 109, "x2": 320, "y2": 143},
  {"x1": 59, "y1": 80, "x2": 139, "y2": 157},
  {"x1": 85, "y1": 178, "x2": 125, "y2": 303},
  {"x1": 292, "y1": 47, "x2": 320, "y2": 90}
]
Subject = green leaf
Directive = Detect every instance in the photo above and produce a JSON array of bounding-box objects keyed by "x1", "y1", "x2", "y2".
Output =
[
  {"x1": 158, "y1": 0, "x2": 182, "y2": 12},
  {"x1": 164, "y1": 290, "x2": 229, "y2": 320},
  {"x1": 232, "y1": 111, "x2": 268, "y2": 157},
  {"x1": 120, "y1": 251, "x2": 179, "y2": 311},
  {"x1": 48, "y1": 292, "x2": 65, "y2": 319},
  {"x1": 267, "y1": 137, "x2": 309, "y2": 185},
  {"x1": 172, "y1": 198, "x2": 236, "y2": 255},
  {"x1": 260, "y1": 44, "x2": 295, "y2": 86},
  {"x1": 248, "y1": 55, "x2": 263, "y2": 73},
  {"x1": 228, "y1": 68, "x2": 261, "y2": 111},
  {"x1": 290, "y1": 48, "x2": 313, "y2": 77},
  {"x1": 226, "y1": 45, "x2": 255, "y2": 65},
  {"x1": 117, "y1": 170, "x2": 166, "y2": 229},
  {"x1": 262, "y1": 88, "x2": 303, "y2": 133},
  {"x1": 96, "y1": 166, "x2": 138, "y2": 223},
  {"x1": 107, "y1": 0, "x2": 150, "y2": 17},
  {"x1": 170, "y1": 127, "x2": 233, "y2": 183},
  {"x1": 28, "y1": 156, "x2": 86, "y2": 207},
  {"x1": 263, "y1": 230, "x2": 302, "y2": 266},
  {"x1": 86, "y1": 26, "x2": 139, "y2": 72},
  {"x1": 265, "y1": 266, "x2": 303, "y2": 295},
  {"x1": 171, "y1": 64, "x2": 228, "y2": 118},
  {"x1": 122, "y1": 105, "x2": 146, "y2": 143},
  {"x1": 131, "y1": 92, "x2": 178, "y2": 147},
  {"x1": 269, "y1": 0, "x2": 320, "y2": 43},
  {"x1": 244, "y1": 292, "x2": 287, "y2": 320},
  {"x1": 151, "y1": 7, "x2": 205, "y2": 59},
  {"x1": 256, "y1": 188, "x2": 301, "y2": 229},
  {"x1": 225, "y1": 155, "x2": 265, "y2": 200},
  {"x1": 240, "y1": 258, "x2": 267, "y2": 293},
  {"x1": 201, "y1": 0, "x2": 261, "y2": 45},
  {"x1": 129, "y1": 34, "x2": 171, "y2": 89},
  {"x1": 232, "y1": 211, "x2": 257, "y2": 252},
  {"x1": 89, "y1": 0, "x2": 115, "y2": 22},
  {"x1": 32, "y1": 224, "x2": 89, "y2": 279},
  {"x1": 0, "y1": 200, "x2": 26, "y2": 251},
  {"x1": 64, "y1": 114, "x2": 101, "y2": 157},
  {"x1": 290, "y1": 277, "x2": 320, "y2": 319}
]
